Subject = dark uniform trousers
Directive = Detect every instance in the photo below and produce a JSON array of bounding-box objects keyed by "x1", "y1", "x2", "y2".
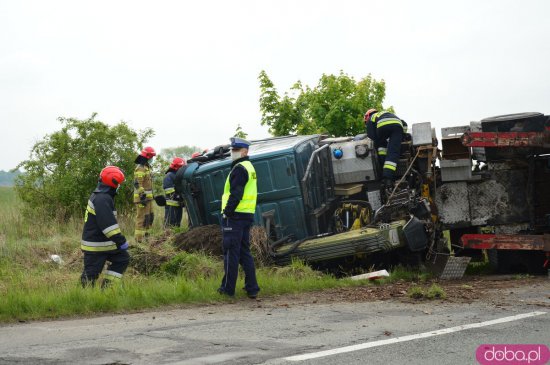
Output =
[
  {"x1": 81, "y1": 250, "x2": 130, "y2": 287},
  {"x1": 164, "y1": 206, "x2": 183, "y2": 227},
  {"x1": 220, "y1": 218, "x2": 260, "y2": 296},
  {"x1": 376, "y1": 123, "x2": 403, "y2": 179}
]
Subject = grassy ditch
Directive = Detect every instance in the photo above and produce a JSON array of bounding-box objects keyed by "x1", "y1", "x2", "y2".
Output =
[
  {"x1": 0, "y1": 187, "x2": 435, "y2": 322},
  {"x1": 0, "y1": 187, "x2": 348, "y2": 322},
  {"x1": 0, "y1": 256, "x2": 344, "y2": 322}
]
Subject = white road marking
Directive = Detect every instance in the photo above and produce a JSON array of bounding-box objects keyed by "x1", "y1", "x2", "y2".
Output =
[{"x1": 285, "y1": 311, "x2": 547, "y2": 362}]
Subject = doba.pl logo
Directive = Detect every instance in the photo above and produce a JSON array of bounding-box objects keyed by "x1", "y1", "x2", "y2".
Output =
[{"x1": 476, "y1": 344, "x2": 550, "y2": 365}]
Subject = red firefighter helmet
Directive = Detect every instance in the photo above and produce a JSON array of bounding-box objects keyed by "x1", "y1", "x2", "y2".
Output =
[
  {"x1": 140, "y1": 146, "x2": 156, "y2": 159},
  {"x1": 191, "y1": 152, "x2": 201, "y2": 158},
  {"x1": 99, "y1": 166, "x2": 125, "y2": 188},
  {"x1": 364, "y1": 108, "x2": 378, "y2": 123},
  {"x1": 169, "y1": 157, "x2": 186, "y2": 170}
]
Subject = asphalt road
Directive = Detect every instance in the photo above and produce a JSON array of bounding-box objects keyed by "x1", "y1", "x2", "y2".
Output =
[{"x1": 1, "y1": 278, "x2": 549, "y2": 365}]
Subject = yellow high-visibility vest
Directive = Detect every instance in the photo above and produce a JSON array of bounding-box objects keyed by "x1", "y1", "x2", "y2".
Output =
[{"x1": 221, "y1": 161, "x2": 257, "y2": 214}]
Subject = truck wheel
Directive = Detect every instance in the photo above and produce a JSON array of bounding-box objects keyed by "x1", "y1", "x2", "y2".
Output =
[
  {"x1": 487, "y1": 249, "x2": 499, "y2": 272},
  {"x1": 488, "y1": 249, "x2": 546, "y2": 274},
  {"x1": 487, "y1": 249, "x2": 512, "y2": 274}
]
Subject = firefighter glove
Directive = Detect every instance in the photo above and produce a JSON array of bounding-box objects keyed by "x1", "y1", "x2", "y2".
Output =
[{"x1": 139, "y1": 193, "x2": 147, "y2": 205}]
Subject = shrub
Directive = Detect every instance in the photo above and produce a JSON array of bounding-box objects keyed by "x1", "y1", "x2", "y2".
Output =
[
  {"x1": 426, "y1": 283, "x2": 446, "y2": 299},
  {"x1": 15, "y1": 114, "x2": 154, "y2": 220}
]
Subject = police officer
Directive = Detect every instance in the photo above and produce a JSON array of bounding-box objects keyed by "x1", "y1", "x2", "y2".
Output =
[
  {"x1": 217, "y1": 137, "x2": 260, "y2": 299},
  {"x1": 163, "y1": 157, "x2": 186, "y2": 228},
  {"x1": 81, "y1": 166, "x2": 130, "y2": 288},
  {"x1": 134, "y1": 146, "x2": 156, "y2": 242},
  {"x1": 364, "y1": 109, "x2": 408, "y2": 189}
]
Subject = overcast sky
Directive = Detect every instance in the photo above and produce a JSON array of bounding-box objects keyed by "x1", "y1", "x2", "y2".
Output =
[{"x1": 1, "y1": 0, "x2": 549, "y2": 171}]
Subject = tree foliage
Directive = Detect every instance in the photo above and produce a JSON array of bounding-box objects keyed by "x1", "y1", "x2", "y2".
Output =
[
  {"x1": 233, "y1": 124, "x2": 248, "y2": 139},
  {"x1": 258, "y1": 70, "x2": 392, "y2": 137},
  {"x1": 15, "y1": 114, "x2": 154, "y2": 219},
  {"x1": 160, "y1": 145, "x2": 202, "y2": 160}
]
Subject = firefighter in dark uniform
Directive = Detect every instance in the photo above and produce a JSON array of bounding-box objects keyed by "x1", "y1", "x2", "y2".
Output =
[
  {"x1": 134, "y1": 146, "x2": 156, "y2": 242},
  {"x1": 163, "y1": 157, "x2": 186, "y2": 228},
  {"x1": 364, "y1": 109, "x2": 408, "y2": 189},
  {"x1": 81, "y1": 166, "x2": 130, "y2": 288},
  {"x1": 217, "y1": 137, "x2": 260, "y2": 299}
]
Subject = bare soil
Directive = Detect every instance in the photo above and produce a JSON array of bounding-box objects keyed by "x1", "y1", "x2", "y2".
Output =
[
  {"x1": 173, "y1": 225, "x2": 223, "y2": 256},
  {"x1": 248, "y1": 276, "x2": 550, "y2": 309}
]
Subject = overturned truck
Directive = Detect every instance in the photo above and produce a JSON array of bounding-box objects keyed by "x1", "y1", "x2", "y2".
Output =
[{"x1": 175, "y1": 112, "x2": 550, "y2": 275}]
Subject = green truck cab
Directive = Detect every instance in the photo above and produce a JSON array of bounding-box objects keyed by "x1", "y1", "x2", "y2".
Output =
[{"x1": 175, "y1": 134, "x2": 416, "y2": 265}]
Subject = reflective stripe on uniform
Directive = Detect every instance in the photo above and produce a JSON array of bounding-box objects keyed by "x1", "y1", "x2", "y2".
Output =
[
  {"x1": 86, "y1": 205, "x2": 96, "y2": 215},
  {"x1": 164, "y1": 187, "x2": 175, "y2": 194},
  {"x1": 145, "y1": 190, "x2": 153, "y2": 199},
  {"x1": 102, "y1": 224, "x2": 121, "y2": 238},
  {"x1": 104, "y1": 270, "x2": 123, "y2": 280},
  {"x1": 377, "y1": 147, "x2": 387, "y2": 156},
  {"x1": 383, "y1": 161, "x2": 397, "y2": 171},
  {"x1": 167, "y1": 200, "x2": 180, "y2": 207},
  {"x1": 80, "y1": 240, "x2": 117, "y2": 252},
  {"x1": 377, "y1": 118, "x2": 403, "y2": 128}
]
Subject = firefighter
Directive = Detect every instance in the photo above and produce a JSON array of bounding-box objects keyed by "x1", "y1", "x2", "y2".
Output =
[
  {"x1": 217, "y1": 137, "x2": 260, "y2": 299},
  {"x1": 81, "y1": 166, "x2": 130, "y2": 288},
  {"x1": 134, "y1": 146, "x2": 156, "y2": 242},
  {"x1": 163, "y1": 157, "x2": 186, "y2": 228},
  {"x1": 364, "y1": 109, "x2": 408, "y2": 189}
]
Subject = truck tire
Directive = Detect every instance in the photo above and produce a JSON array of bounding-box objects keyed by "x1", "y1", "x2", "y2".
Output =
[
  {"x1": 488, "y1": 249, "x2": 546, "y2": 274},
  {"x1": 487, "y1": 249, "x2": 504, "y2": 273}
]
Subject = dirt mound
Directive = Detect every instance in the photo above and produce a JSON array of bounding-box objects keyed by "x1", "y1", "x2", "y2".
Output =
[
  {"x1": 129, "y1": 243, "x2": 174, "y2": 275},
  {"x1": 172, "y1": 224, "x2": 272, "y2": 265},
  {"x1": 173, "y1": 225, "x2": 223, "y2": 256}
]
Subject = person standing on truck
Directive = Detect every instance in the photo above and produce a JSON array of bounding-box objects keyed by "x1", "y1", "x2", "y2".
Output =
[
  {"x1": 364, "y1": 109, "x2": 408, "y2": 189},
  {"x1": 81, "y1": 166, "x2": 130, "y2": 288},
  {"x1": 134, "y1": 146, "x2": 156, "y2": 242},
  {"x1": 217, "y1": 137, "x2": 260, "y2": 299},
  {"x1": 163, "y1": 157, "x2": 186, "y2": 228}
]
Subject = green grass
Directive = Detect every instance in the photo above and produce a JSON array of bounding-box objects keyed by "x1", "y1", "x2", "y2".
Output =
[
  {"x1": 465, "y1": 260, "x2": 494, "y2": 275},
  {"x1": 379, "y1": 265, "x2": 432, "y2": 284},
  {"x1": 0, "y1": 257, "x2": 344, "y2": 322},
  {"x1": 407, "y1": 283, "x2": 446, "y2": 300},
  {"x1": 513, "y1": 273, "x2": 533, "y2": 280},
  {"x1": 464, "y1": 251, "x2": 495, "y2": 275},
  {"x1": 407, "y1": 286, "x2": 425, "y2": 299},
  {"x1": 426, "y1": 283, "x2": 446, "y2": 299},
  {"x1": 0, "y1": 187, "x2": 432, "y2": 322}
]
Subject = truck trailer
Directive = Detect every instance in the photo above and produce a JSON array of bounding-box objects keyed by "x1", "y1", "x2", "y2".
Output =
[{"x1": 175, "y1": 112, "x2": 550, "y2": 276}]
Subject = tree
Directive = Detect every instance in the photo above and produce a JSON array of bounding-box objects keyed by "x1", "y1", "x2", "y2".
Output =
[
  {"x1": 160, "y1": 145, "x2": 202, "y2": 160},
  {"x1": 258, "y1": 70, "x2": 392, "y2": 137},
  {"x1": 233, "y1": 124, "x2": 248, "y2": 139},
  {"x1": 15, "y1": 114, "x2": 154, "y2": 220}
]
